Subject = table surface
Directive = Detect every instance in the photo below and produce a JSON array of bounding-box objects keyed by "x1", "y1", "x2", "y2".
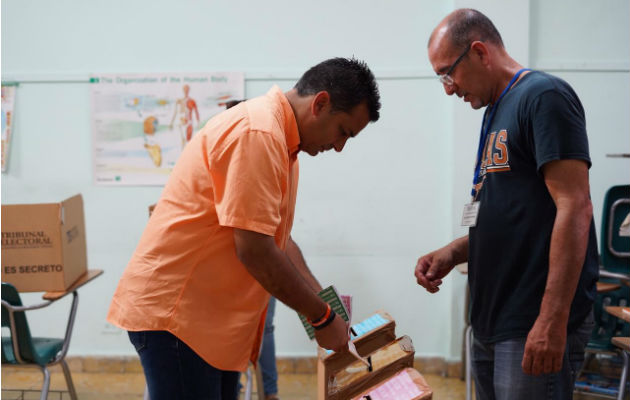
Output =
[
  {"x1": 611, "y1": 337, "x2": 630, "y2": 351},
  {"x1": 605, "y1": 306, "x2": 630, "y2": 323},
  {"x1": 597, "y1": 281, "x2": 622, "y2": 293},
  {"x1": 42, "y1": 269, "x2": 103, "y2": 301}
]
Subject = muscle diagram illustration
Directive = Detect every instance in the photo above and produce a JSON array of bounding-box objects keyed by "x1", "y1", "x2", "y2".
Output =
[{"x1": 169, "y1": 84, "x2": 200, "y2": 150}]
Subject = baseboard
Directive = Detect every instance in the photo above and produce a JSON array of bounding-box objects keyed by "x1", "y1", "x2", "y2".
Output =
[{"x1": 10, "y1": 356, "x2": 462, "y2": 378}]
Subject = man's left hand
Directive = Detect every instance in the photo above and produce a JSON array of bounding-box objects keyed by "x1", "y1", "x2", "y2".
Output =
[{"x1": 521, "y1": 317, "x2": 566, "y2": 375}]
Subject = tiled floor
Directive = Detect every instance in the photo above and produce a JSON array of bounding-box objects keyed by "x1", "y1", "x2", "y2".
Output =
[{"x1": 2, "y1": 366, "x2": 467, "y2": 399}]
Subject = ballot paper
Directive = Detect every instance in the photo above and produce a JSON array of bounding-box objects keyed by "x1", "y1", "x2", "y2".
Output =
[
  {"x1": 348, "y1": 339, "x2": 370, "y2": 367},
  {"x1": 363, "y1": 369, "x2": 425, "y2": 400},
  {"x1": 298, "y1": 285, "x2": 351, "y2": 340},
  {"x1": 620, "y1": 212, "x2": 630, "y2": 237}
]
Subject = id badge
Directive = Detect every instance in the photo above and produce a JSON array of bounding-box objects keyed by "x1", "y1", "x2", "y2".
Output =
[{"x1": 461, "y1": 201, "x2": 480, "y2": 227}]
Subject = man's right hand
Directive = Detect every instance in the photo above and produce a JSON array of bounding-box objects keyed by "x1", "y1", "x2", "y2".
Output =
[
  {"x1": 415, "y1": 249, "x2": 451, "y2": 293},
  {"x1": 313, "y1": 314, "x2": 349, "y2": 353},
  {"x1": 414, "y1": 237, "x2": 468, "y2": 293}
]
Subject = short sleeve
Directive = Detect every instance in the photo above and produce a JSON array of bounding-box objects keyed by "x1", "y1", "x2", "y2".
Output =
[
  {"x1": 530, "y1": 89, "x2": 591, "y2": 172},
  {"x1": 210, "y1": 131, "x2": 287, "y2": 236}
]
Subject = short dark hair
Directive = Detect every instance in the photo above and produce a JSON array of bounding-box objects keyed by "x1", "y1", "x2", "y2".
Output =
[
  {"x1": 225, "y1": 100, "x2": 244, "y2": 109},
  {"x1": 294, "y1": 57, "x2": 380, "y2": 122},
  {"x1": 446, "y1": 9, "x2": 504, "y2": 51}
]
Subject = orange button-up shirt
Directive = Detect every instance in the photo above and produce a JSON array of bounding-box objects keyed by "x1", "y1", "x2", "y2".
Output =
[{"x1": 107, "y1": 86, "x2": 300, "y2": 371}]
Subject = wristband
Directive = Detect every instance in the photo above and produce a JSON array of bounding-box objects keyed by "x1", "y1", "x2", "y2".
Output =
[
  {"x1": 313, "y1": 309, "x2": 336, "y2": 330},
  {"x1": 308, "y1": 303, "x2": 331, "y2": 327}
]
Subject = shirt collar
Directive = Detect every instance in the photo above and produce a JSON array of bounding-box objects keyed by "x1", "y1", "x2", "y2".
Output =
[{"x1": 268, "y1": 85, "x2": 300, "y2": 159}]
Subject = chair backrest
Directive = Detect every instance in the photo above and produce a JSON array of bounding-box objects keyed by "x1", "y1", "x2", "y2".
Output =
[
  {"x1": 1, "y1": 282, "x2": 37, "y2": 364},
  {"x1": 600, "y1": 184, "x2": 630, "y2": 273}
]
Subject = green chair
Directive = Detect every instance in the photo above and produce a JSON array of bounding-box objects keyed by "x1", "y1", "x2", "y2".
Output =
[
  {"x1": 597, "y1": 184, "x2": 630, "y2": 349},
  {"x1": 1, "y1": 282, "x2": 78, "y2": 400},
  {"x1": 579, "y1": 185, "x2": 630, "y2": 399},
  {"x1": 593, "y1": 184, "x2": 630, "y2": 346},
  {"x1": 600, "y1": 185, "x2": 630, "y2": 274}
]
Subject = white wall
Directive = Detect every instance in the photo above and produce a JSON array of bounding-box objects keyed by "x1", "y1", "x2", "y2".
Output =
[{"x1": 2, "y1": 0, "x2": 628, "y2": 361}]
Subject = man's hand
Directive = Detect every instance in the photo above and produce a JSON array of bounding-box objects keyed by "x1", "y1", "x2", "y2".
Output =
[
  {"x1": 522, "y1": 316, "x2": 566, "y2": 375},
  {"x1": 415, "y1": 237, "x2": 468, "y2": 293},
  {"x1": 313, "y1": 314, "x2": 350, "y2": 353}
]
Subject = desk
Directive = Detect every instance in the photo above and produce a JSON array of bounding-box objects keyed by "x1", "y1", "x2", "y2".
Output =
[
  {"x1": 612, "y1": 337, "x2": 630, "y2": 352},
  {"x1": 43, "y1": 269, "x2": 103, "y2": 301},
  {"x1": 597, "y1": 282, "x2": 622, "y2": 293},
  {"x1": 605, "y1": 306, "x2": 630, "y2": 323}
]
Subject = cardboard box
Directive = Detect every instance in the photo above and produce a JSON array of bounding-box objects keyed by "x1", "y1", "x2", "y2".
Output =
[
  {"x1": 351, "y1": 368, "x2": 433, "y2": 400},
  {"x1": 1, "y1": 194, "x2": 88, "y2": 292},
  {"x1": 318, "y1": 310, "x2": 397, "y2": 400}
]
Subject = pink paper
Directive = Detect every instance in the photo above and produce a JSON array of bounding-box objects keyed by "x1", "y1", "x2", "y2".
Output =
[{"x1": 366, "y1": 370, "x2": 424, "y2": 400}]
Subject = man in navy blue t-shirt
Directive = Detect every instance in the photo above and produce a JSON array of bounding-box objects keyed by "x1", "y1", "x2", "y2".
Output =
[{"x1": 415, "y1": 8, "x2": 598, "y2": 400}]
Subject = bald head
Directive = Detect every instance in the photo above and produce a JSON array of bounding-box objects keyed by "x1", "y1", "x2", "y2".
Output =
[{"x1": 429, "y1": 9, "x2": 503, "y2": 52}]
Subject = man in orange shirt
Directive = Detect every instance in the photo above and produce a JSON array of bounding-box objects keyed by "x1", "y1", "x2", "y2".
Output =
[{"x1": 108, "y1": 58, "x2": 381, "y2": 400}]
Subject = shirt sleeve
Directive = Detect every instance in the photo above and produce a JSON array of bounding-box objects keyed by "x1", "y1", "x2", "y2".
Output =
[
  {"x1": 529, "y1": 88, "x2": 591, "y2": 172},
  {"x1": 210, "y1": 131, "x2": 288, "y2": 236}
]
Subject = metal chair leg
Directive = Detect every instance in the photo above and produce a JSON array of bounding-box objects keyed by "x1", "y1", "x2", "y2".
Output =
[
  {"x1": 255, "y1": 364, "x2": 265, "y2": 400},
  {"x1": 244, "y1": 366, "x2": 254, "y2": 400},
  {"x1": 618, "y1": 350, "x2": 629, "y2": 400},
  {"x1": 60, "y1": 359, "x2": 78, "y2": 400},
  {"x1": 465, "y1": 324, "x2": 473, "y2": 400},
  {"x1": 40, "y1": 366, "x2": 51, "y2": 400},
  {"x1": 143, "y1": 383, "x2": 151, "y2": 400}
]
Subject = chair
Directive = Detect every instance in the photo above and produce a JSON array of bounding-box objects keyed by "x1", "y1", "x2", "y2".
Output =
[
  {"x1": 600, "y1": 185, "x2": 630, "y2": 274},
  {"x1": 611, "y1": 337, "x2": 629, "y2": 400},
  {"x1": 1, "y1": 282, "x2": 79, "y2": 400},
  {"x1": 578, "y1": 185, "x2": 630, "y2": 397}
]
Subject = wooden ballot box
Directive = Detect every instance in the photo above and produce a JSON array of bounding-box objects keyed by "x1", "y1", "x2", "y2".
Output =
[
  {"x1": 327, "y1": 336, "x2": 416, "y2": 399},
  {"x1": 317, "y1": 311, "x2": 396, "y2": 399},
  {"x1": 317, "y1": 311, "x2": 432, "y2": 400}
]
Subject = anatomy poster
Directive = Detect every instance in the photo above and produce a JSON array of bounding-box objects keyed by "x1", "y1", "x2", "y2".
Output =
[
  {"x1": 90, "y1": 72, "x2": 244, "y2": 185},
  {"x1": 1, "y1": 85, "x2": 17, "y2": 172}
]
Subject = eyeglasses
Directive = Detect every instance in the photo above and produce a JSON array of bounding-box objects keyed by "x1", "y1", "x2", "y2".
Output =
[{"x1": 438, "y1": 43, "x2": 471, "y2": 86}]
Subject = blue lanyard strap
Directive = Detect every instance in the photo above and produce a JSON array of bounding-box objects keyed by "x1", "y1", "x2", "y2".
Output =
[{"x1": 470, "y1": 68, "x2": 530, "y2": 197}]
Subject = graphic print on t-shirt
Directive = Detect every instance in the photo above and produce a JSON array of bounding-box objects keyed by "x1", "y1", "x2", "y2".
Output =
[{"x1": 476, "y1": 129, "x2": 510, "y2": 195}]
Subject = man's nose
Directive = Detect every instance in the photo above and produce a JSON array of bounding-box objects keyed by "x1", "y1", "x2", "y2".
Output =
[
  {"x1": 443, "y1": 82, "x2": 456, "y2": 96},
  {"x1": 334, "y1": 137, "x2": 349, "y2": 152}
]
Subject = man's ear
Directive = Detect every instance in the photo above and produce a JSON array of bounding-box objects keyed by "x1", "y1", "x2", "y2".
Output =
[
  {"x1": 470, "y1": 40, "x2": 491, "y2": 67},
  {"x1": 311, "y1": 91, "x2": 330, "y2": 116}
]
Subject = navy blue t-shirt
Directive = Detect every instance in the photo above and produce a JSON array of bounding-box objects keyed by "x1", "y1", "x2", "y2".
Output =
[{"x1": 468, "y1": 71, "x2": 599, "y2": 343}]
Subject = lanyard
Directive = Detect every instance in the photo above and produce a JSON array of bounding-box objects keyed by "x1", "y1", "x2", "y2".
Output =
[{"x1": 470, "y1": 68, "x2": 530, "y2": 197}]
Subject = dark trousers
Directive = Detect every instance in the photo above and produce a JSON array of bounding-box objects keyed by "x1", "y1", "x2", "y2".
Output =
[
  {"x1": 471, "y1": 311, "x2": 594, "y2": 400},
  {"x1": 129, "y1": 330, "x2": 239, "y2": 400}
]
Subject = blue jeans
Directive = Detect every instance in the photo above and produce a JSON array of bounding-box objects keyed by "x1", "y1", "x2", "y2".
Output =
[
  {"x1": 259, "y1": 296, "x2": 279, "y2": 396},
  {"x1": 129, "y1": 330, "x2": 239, "y2": 400},
  {"x1": 471, "y1": 311, "x2": 594, "y2": 400}
]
